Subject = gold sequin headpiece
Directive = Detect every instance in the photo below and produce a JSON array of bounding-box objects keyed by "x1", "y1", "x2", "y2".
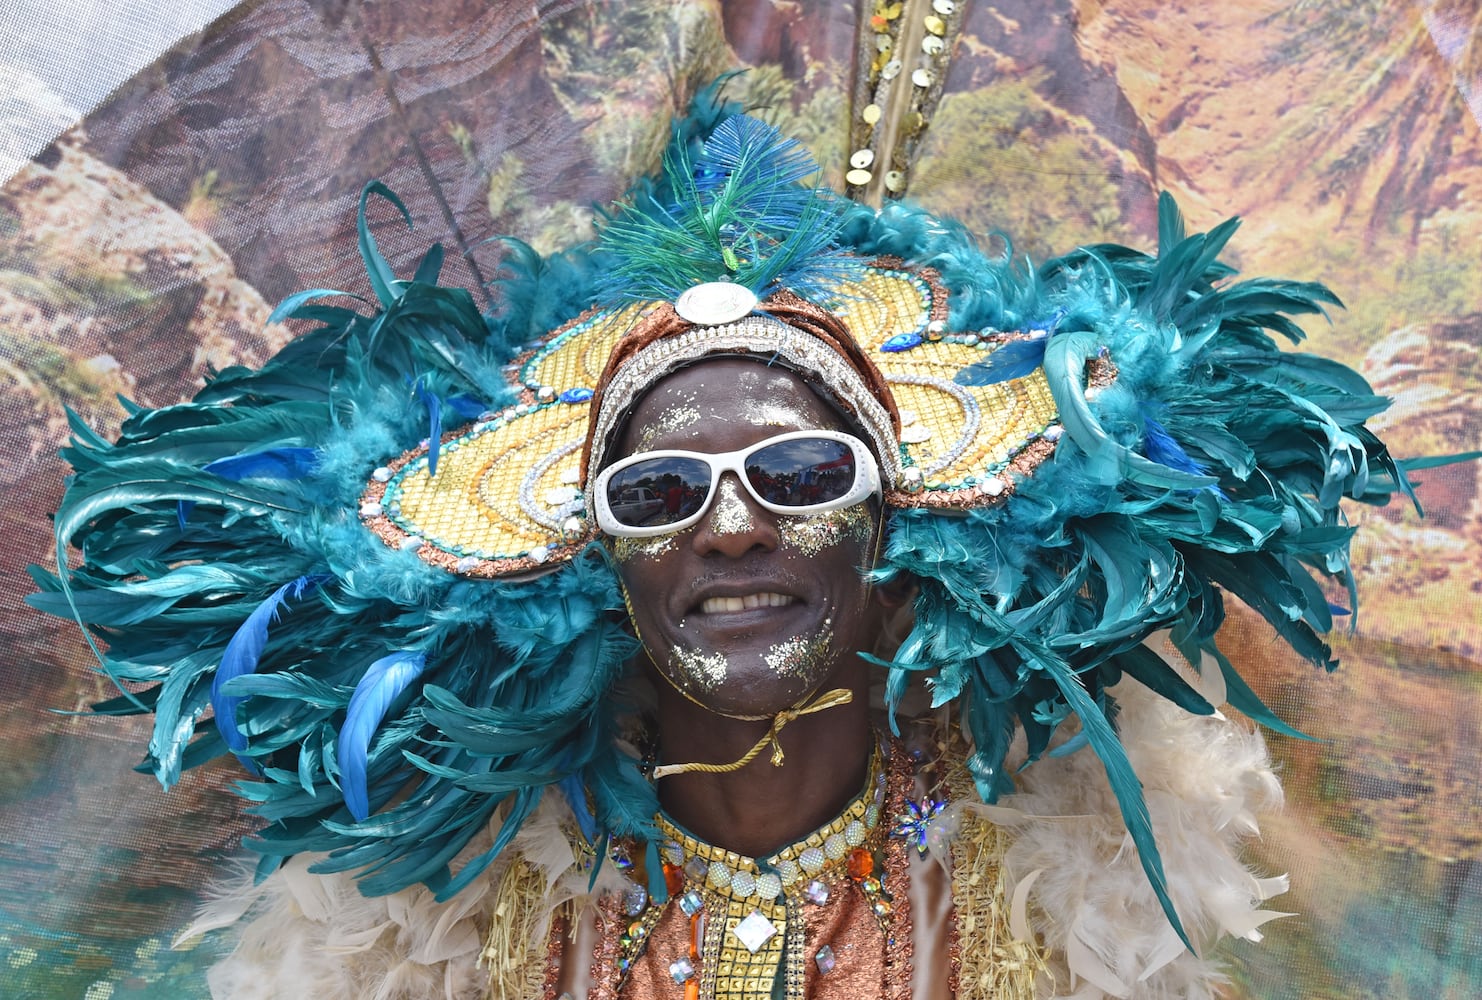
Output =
[{"x1": 359, "y1": 259, "x2": 1064, "y2": 579}]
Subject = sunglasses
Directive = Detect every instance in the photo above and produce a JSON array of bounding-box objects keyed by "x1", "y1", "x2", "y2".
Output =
[{"x1": 593, "y1": 430, "x2": 881, "y2": 538}]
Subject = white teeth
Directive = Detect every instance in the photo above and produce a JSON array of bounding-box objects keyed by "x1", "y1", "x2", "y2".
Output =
[{"x1": 700, "y1": 592, "x2": 794, "y2": 614}]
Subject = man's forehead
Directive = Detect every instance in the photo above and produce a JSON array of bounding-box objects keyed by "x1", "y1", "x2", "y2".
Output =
[{"x1": 625, "y1": 360, "x2": 838, "y2": 451}]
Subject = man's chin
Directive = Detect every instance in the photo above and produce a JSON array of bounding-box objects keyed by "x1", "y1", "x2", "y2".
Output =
[{"x1": 658, "y1": 649, "x2": 837, "y2": 721}]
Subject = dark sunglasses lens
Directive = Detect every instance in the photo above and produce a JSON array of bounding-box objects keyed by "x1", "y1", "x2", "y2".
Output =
[
  {"x1": 746, "y1": 438, "x2": 857, "y2": 506},
  {"x1": 605, "y1": 456, "x2": 712, "y2": 527}
]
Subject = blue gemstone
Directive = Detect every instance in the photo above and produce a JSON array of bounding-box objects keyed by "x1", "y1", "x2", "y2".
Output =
[
  {"x1": 880, "y1": 332, "x2": 923, "y2": 353},
  {"x1": 561, "y1": 387, "x2": 594, "y2": 403}
]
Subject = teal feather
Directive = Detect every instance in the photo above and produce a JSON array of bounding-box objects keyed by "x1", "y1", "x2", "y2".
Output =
[
  {"x1": 598, "y1": 114, "x2": 858, "y2": 303},
  {"x1": 1038, "y1": 648, "x2": 1192, "y2": 950},
  {"x1": 358, "y1": 181, "x2": 414, "y2": 307}
]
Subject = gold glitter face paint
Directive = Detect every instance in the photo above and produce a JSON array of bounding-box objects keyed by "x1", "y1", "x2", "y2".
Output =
[
  {"x1": 669, "y1": 645, "x2": 729, "y2": 692},
  {"x1": 610, "y1": 533, "x2": 678, "y2": 563},
  {"x1": 777, "y1": 503, "x2": 875, "y2": 558},
  {"x1": 708, "y1": 477, "x2": 756, "y2": 535},
  {"x1": 764, "y1": 624, "x2": 835, "y2": 680}
]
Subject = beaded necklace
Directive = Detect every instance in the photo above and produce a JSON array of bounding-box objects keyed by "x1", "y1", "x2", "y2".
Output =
[{"x1": 582, "y1": 737, "x2": 922, "y2": 1000}]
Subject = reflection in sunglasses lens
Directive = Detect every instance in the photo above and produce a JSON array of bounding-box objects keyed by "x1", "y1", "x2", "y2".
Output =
[
  {"x1": 607, "y1": 456, "x2": 712, "y2": 527},
  {"x1": 605, "y1": 437, "x2": 861, "y2": 529},
  {"x1": 747, "y1": 439, "x2": 855, "y2": 506}
]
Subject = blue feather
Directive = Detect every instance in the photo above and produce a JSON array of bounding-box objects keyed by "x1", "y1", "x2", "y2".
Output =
[
  {"x1": 691, "y1": 115, "x2": 821, "y2": 193},
  {"x1": 339, "y1": 651, "x2": 428, "y2": 821},
  {"x1": 954, "y1": 335, "x2": 1049, "y2": 387},
  {"x1": 210, "y1": 574, "x2": 327, "y2": 770},
  {"x1": 180, "y1": 447, "x2": 319, "y2": 527},
  {"x1": 204, "y1": 447, "x2": 319, "y2": 481},
  {"x1": 447, "y1": 393, "x2": 487, "y2": 420},
  {"x1": 559, "y1": 772, "x2": 598, "y2": 843},
  {"x1": 414, "y1": 380, "x2": 444, "y2": 477}
]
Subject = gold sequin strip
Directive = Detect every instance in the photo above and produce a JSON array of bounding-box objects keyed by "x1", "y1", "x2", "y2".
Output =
[
  {"x1": 653, "y1": 743, "x2": 886, "y2": 905},
  {"x1": 648, "y1": 744, "x2": 887, "y2": 1000},
  {"x1": 881, "y1": 743, "x2": 917, "y2": 1000},
  {"x1": 848, "y1": 0, "x2": 965, "y2": 204}
]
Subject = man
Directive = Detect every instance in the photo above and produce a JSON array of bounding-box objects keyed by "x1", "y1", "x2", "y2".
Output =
[{"x1": 38, "y1": 109, "x2": 1400, "y2": 998}]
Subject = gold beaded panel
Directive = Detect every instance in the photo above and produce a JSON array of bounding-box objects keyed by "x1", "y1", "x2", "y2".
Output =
[
  {"x1": 359, "y1": 267, "x2": 1065, "y2": 578},
  {"x1": 519, "y1": 302, "x2": 649, "y2": 400},
  {"x1": 834, "y1": 265, "x2": 1061, "y2": 507},
  {"x1": 361, "y1": 305, "x2": 646, "y2": 578},
  {"x1": 363, "y1": 401, "x2": 594, "y2": 577}
]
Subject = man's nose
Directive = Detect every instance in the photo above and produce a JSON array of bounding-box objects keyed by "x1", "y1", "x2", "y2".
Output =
[{"x1": 692, "y1": 475, "x2": 779, "y2": 557}]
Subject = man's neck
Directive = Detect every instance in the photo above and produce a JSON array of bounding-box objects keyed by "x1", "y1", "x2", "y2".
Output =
[{"x1": 651, "y1": 679, "x2": 874, "y2": 858}]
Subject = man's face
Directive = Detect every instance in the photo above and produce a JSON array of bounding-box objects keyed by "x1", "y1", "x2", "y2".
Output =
[{"x1": 607, "y1": 358, "x2": 884, "y2": 720}]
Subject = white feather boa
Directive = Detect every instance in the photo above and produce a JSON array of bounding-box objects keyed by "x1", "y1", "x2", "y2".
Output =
[
  {"x1": 178, "y1": 799, "x2": 622, "y2": 1000},
  {"x1": 948, "y1": 677, "x2": 1290, "y2": 999},
  {"x1": 186, "y1": 679, "x2": 1286, "y2": 999}
]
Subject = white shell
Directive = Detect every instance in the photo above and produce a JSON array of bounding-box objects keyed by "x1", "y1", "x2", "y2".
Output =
[{"x1": 674, "y1": 282, "x2": 759, "y2": 326}]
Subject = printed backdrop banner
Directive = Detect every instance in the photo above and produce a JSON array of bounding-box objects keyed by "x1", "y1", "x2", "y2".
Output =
[{"x1": 1, "y1": 2, "x2": 1479, "y2": 998}]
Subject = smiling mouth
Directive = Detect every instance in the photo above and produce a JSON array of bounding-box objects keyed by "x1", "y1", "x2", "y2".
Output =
[{"x1": 698, "y1": 592, "x2": 797, "y2": 615}]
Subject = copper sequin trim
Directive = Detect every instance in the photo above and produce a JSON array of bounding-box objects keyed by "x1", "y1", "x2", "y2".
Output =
[
  {"x1": 542, "y1": 910, "x2": 569, "y2": 1000},
  {"x1": 881, "y1": 743, "x2": 917, "y2": 1000}
]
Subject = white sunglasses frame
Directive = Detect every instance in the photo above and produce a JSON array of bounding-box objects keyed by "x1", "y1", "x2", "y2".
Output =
[{"x1": 592, "y1": 429, "x2": 882, "y2": 538}]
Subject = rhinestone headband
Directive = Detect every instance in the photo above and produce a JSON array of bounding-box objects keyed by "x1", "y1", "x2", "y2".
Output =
[{"x1": 582, "y1": 314, "x2": 907, "y2": 514}]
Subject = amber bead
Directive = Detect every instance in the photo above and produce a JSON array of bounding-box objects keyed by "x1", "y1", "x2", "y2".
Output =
[
  {"x1": 847, "y1": 847, "x2": 874, "y2": 880},
  {"x1": 685, "y1": 981, "x2": 701, "y2": 1000},
  {"x1": 663, "y1": 860, "x2": 684, "y2": 896}
]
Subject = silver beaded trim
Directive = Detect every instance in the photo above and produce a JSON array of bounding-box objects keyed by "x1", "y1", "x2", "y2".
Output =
[
  {"x1": 584, "y1": 316, "x2": 904, "y2": 512},
  {"x1": 519, "y1": 437, "x2": 584, "y2": 530},
  {"x1": 883, "y1": 371, "x2": 981, "y2": 476}
]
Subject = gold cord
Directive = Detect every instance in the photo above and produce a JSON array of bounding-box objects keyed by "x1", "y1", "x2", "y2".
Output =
[{"x1": 652, "y1": 687, "x2": 854, "y2": 778}]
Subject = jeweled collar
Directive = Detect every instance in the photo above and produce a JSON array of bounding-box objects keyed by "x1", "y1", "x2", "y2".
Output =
[{"x1": 652, "y1": 736, "x2": 888, "y2": 908}]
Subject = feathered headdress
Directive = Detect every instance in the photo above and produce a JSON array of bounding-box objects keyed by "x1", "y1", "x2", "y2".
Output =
[{"x1": 33, "y1": 85, "x2": 1412, "y2": 946}]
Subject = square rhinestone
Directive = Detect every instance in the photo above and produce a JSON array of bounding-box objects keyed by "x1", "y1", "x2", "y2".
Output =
[
  {"x1": 803, "y1": 879, "x2": 830, "y2": 906},
  {"x1": 669, "y1": 955, "x2": 696, "y2": 984},
  {"x1": 678, "y1": 889, "x2": 705, "y2": 916},
  {"x1": 732, "y1": 910, "x2": 778, "y2": 953},
  {"x1": 815, "y1": 944, "x2": 837, "y2": 974}
]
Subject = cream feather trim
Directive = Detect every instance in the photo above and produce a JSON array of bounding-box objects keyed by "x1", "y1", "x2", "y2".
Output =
[
  {"x1": 940, "y1": 676, "x2": 1289, "y2": 1000},
  {"x1": 186, "y1": 676, "x2": 1283, "y2": 1000},
  {"x1": 180, "y1": 795, "x2": 616, "y2": 1000}
]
